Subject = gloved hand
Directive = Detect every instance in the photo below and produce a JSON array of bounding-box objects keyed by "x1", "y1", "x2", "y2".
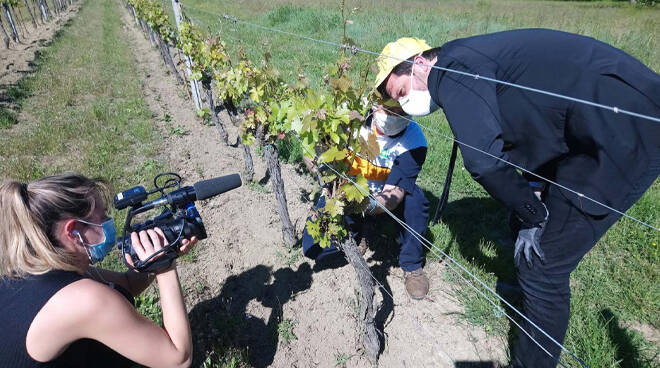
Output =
[
  {"x1": 514, "y1": 203, "x2": 549, "y2": 268},
  {"x1": 365, "y1": 196, "x2": 379, "y2": 216}
]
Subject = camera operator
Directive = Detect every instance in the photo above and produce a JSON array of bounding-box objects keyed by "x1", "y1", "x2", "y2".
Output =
[{"x1": 0, "y1": 173, "x2": 197, "y2": 368}]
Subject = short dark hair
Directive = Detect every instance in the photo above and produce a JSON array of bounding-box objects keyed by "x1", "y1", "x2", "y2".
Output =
[
  {"x1": 377, "y1": 47, "x2": 441, "y2": 99},
  {"x1": 392, "y1": 46, "x2": 442, "y2": 76}
]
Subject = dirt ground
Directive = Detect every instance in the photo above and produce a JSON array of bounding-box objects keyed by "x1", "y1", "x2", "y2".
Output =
[
  {"x1": 119, "y1": 8, "x2": 507, "y2": 368},
  {"x1": 0, "y1": 4, "x2": 80, "y2": 87}
]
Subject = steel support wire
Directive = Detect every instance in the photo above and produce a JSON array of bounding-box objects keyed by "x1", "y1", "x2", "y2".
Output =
[
  {"x1": 380, "y1": 107, "x2": 659, "y2": 233},
  {"x1": 187, "y1": 7, "x2": 660, "y2": 232},
  {"x1": 202, "y1": 8, "x2": 660, "y2": 125},
  {"x1": 291, "y1": 134, "x2": 580, "y2": 368},
  {"x1": 278, "y1": 154, "x2": 460, "y2": 366}
]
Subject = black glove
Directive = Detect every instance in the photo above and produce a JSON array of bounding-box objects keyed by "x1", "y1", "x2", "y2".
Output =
[
  {"x1": 514, "y1": 203, "x2": 549, "y2": 268},
  {"x1": 364, "y1": 196, "x2": 379, "y2": 216}
]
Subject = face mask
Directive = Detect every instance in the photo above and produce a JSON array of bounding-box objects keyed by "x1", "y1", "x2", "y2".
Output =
[
  {"x1": 373, "y1": 111, "x2": 410, "y2": 136},
  {"x1": 75, "y1": 218, "x2": 116, "y2": 264},
  {"x1": 397, "y1": 61, "x2": 440, "y2": 117}
]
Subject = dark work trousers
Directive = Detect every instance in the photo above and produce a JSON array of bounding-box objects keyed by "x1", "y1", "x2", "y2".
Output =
[
  {"x1": 512, "y1": 158, "x2": 660, "y2": 367},
  {"x1": 302, "y1": 185, "x2": 429, "y2": 271}
]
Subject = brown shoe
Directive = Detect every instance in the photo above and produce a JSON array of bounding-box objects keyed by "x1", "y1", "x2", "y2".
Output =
[
  {"x1": 404, "y1": 268, "x2": 429, "y2": 300},
  {"x1": 358, "y1": 236, "x2": 368, "y2": 256}
]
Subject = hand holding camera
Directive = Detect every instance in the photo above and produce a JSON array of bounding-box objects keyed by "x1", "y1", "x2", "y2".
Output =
[
  {"x1": 124, "y1": 227, "x2": 198, "y2": 272},
  {"x1": 114, "y1": 172, "x2": 241, "y2": 273}
]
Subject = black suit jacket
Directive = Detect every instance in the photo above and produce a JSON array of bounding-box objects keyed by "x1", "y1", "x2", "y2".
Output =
[{"x1": 428, "y1": 28, "x2": 660, "y2": 222}]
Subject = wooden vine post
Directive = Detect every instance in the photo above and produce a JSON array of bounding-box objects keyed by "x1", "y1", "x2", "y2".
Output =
[
  {"x1": 3, "y1": 2, "x2": 20, "y2": 42},
  {"x1": 10, "y1": 1, "x2": 28, "y2": 36},
  {"x1": 171, "y1": 0, "x2": 202, "y2": 111},
  {"x1": 37, "y1": 0, "x2": 48, "y2": 22}
]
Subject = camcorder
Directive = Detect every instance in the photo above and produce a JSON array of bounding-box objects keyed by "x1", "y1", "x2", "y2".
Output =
[{"x1": 113, "y1": 172, "x2": 241, "y2": 273}]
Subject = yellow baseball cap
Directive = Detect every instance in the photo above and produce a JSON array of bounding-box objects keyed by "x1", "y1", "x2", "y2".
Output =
[{"x1": 373, "y1": 37, "x2": 432, "y2": 96}]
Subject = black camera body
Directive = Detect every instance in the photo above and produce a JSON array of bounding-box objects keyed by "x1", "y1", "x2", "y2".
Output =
[{"x1": 113, "y1": 173, "x2": 241, "y2": 273}]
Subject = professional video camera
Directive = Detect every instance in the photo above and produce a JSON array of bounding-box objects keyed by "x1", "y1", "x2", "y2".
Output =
[{"x1": 113, "y1": 172, "x2": 241, "y2": 273}]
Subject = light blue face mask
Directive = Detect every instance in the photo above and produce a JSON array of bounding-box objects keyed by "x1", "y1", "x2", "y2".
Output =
[{"x1": 75, "y1": 218, "x2": 117, "y2": 264}]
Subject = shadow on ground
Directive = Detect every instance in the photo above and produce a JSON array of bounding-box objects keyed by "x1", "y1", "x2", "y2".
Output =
[
  {"x1": 188, "y1": 263, "x2": 313, "y2": 367},
  {"x1": 599, "y1": 308, "x2": 656, "y2": 368}
]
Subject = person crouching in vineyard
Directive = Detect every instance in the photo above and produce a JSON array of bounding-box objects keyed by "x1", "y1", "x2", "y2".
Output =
[
  {"x1": 302, "y1": 107, "x2": 431, "y2": 300},
  {"x1": 0, "y1": 173, "x2": 196, "y2": 368}
]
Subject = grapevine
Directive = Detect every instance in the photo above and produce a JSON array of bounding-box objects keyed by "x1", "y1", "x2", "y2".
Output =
[{"x1": 122, "y1": 0, "x2": 382, "y2": 361}]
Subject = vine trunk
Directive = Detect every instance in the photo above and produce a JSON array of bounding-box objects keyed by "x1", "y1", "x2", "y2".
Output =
[
  {"x1": 202, "y1": 83, "x2": 229, "y2": 145},
  {"x1": 23, "y1": 0, "x2": 38, "y2": 28},
  {"x1": 342, "y1": 235, "x2": 381, "y2": 365},
  {"x1": 0, "y1": 13, "x2": 10, "y2": 48},
  {"x1": 264, "y1": 144, "x2": 297, "y2": 246},
  {"x1": 155, "y1": 32, "x2": 183, "y2": 85}
]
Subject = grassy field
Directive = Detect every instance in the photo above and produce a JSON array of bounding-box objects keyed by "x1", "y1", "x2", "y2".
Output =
[{"x1": 167, "y1": 0, "x2": 660, "y2": 366}]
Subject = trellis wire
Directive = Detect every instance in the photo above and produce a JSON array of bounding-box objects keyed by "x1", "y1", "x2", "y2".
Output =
[
  {"x1": 173, "y1": 6, "x2": 660, "y2": 367},
  {"x1": 291, "y1": 134, "x2": 576, "y2": 367}
]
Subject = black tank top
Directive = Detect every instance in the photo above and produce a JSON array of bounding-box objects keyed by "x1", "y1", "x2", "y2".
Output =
[{"x1": 0, "y1": 270, "x2": 134, "y2": 368}]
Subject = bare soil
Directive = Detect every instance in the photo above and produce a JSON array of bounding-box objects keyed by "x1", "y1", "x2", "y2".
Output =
[
  {"x1": 0, "y1": 5, "x2": 80, "y2": 87},
  {"x1": 120, "y1": 8, "x2": 507, "y2": 368}
]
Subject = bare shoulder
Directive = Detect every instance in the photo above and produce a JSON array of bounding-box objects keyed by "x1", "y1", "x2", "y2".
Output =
[{"x1": 26, "y1": 278, "x2": 133, "y2": 362}]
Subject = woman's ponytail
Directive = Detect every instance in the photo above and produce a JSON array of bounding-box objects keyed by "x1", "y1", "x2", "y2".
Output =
[{"x1": 0, "y1": 174, "x2": 108, "y2": 277}]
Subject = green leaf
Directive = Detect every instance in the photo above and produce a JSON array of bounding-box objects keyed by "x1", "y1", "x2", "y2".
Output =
[
  {"x1": 290, "y1": 117, "x2": 303, "y2": 133},
  {"x1": 319, "y1": 234, "x2": 332, "y2": 248},
  {"x1": 191, "y1": 71, "x2": 203, "y2": 81},
  {"x1": 319, "y1": 146, "x2": 347, "y2": 163},
  {"x1": 305, "y1": 219, "x2": 319, "y2": 240},
  {"x1": 323, "y1": 198, "x2": 344, "y2": 217},
  {"x1": 341, "y1": 174, "x2": 369, "y2": 202}
]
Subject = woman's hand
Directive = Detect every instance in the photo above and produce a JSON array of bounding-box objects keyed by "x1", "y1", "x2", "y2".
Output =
[
  {"x1": 125, "y1": 228, "x2": 198, "y2": 268},
  {"x1": 127, "y1": 227, "x2": 168, "y2": 265},
  {"x1": 177, "y1": 236, "x2": 198, "y2": 256}
]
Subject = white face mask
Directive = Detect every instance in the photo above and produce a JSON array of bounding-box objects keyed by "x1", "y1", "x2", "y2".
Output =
[
  {"x1": 373, "y1": 111, "x2": 410, "y2": 136},
  {"x1": 397, "y1": 61, "x2": 440, "y2": 117}
]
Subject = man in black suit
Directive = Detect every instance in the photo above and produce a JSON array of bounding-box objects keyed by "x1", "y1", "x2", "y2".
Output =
[{"x1": 374, "y1": 29, "x2": 660, "y2": 367}]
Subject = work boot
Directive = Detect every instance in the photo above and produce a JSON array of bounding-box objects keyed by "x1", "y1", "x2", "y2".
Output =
[
  {"x1": 358, "y1": 236, "x2": 368, "y2": 256},
  {"x1": 404, "y1": 268, "x2": 429, "y2": 300}
]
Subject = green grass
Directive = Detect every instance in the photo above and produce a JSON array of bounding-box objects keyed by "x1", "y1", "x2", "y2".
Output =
[
  {"x1": 0, "y1": 108, "x2": 19, "y2": 128},
  {"x1": 169, "y1": 0, "x2": 660, "y2": 366},
  {"x1": 277, "y1": 318, "x2": 297, "y2": 345}
]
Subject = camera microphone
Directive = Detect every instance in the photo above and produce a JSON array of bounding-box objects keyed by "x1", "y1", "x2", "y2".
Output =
[
  {"x1": 193, "y1": 174, "x2": 242, "y2": 200},
  {"x1": 160, "y1": 173, "x2": 242, "y2": 208},
  {"x1": 116, "y1": 174, "x2": 242, "y2": 211}
]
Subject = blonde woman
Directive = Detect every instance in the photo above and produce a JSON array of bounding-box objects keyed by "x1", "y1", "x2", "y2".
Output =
[{"x1": 0, "y1": 173, "x2": 197, "y2": 368}]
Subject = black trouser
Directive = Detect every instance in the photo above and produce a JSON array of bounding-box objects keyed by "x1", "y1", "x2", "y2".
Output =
[{"x1": 513, "y1": 156, "x2": 660, "y2": 367}]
